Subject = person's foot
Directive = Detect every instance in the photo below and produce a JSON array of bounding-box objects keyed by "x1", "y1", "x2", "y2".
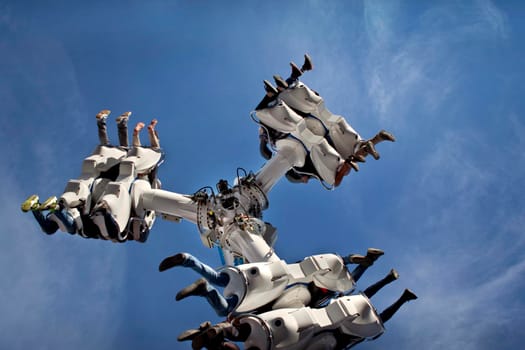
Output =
[
  {"x1": 389, "y1": 268, "x2": 400, "y2": 280},
  {"x1": 21, "y1": 194, "x2": 39, "y2": 212},
  {"x1": 365, "y1": 141, "x2": 380, "y2": 160},
  {"x1": 302, "y1": 53, "x2": 313, "y2": 71},
  {"x1": 159, "y1": 253, "x2": 187, "y2": 271},
  {"x1": 366, "y1": 248, "x2": 385, "y2": 261},
  {"x1": 263, "y1": 80, "x2": 278, "y2": 95},
  {"x1": 148, "y1": 119, "x2": 158, "y2": 131},
  {"x1": 378, "y1": 130, "x2": 396, "y2": 142},
  {"x1": 177, "y1": 321, "x2": 212, "y2": 341},
  {"x1": 206, "y1": 322, "x2": 232, "y2": 337},
  {"x1": 401, "y1": 288, "x2": 418, "y2": 302},
  {"x1": 133, "y1": 122, "x2": 145, "y2": 134},
  {"x1": 273, "y1": 75, "x2": 288, "y2": 90},
  {"x1": 116, "y1": 111, "x2": 132, "y2": 122},
  {"x1": 177, "y1": 328, "x2": 201, "y2": 342},
  {"x1": 96, "y1": 109, "x2": 111, "y2": 120},
  {"x1": 350, "y1": 154, "x2": 366, "y2": 163},
  {"x1": 347, "y1": 254, "x2": 369, "y2": 265},
  {"x1": 176, "y1": 278, "x2": 208, "y2": 301},
  {"x1": 347, "y1": 160, "x2": 359, "y2": 172},
  {"x1": 39, "y1": 196, "x2": 59, "y2": 211},
  {"x1": 290, "y1": 61, "x2": 303, "y2": 79}
]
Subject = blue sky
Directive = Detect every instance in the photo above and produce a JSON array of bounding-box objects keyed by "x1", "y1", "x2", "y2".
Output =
[{"x1": 1, "y1": 1, "x2": 524, "y2": 349}]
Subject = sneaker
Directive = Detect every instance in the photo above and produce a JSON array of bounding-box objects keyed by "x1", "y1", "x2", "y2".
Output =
[
  {"x1": 379, "y1": 130, "x2": 396, "y2": 142},
  {"x1": 96, "y1": 109, "x2": 111, "y2": 120},
  {"x1": 207, "y1": 322, "x2": 231, "y2": 337},
  {"x1": 177, "y1": 321, "x2": 211, "y2": 341},
  {"x1": 176, "y1": 278, "x2": 208, "y2": 301},
  {"x1": 389, "y1": 268, "x2": 400, "y2": 280},
  {"x1": 366, "y1": 248, "x2": 385, "y2": 261},
  {"x1": 21, "y1": 194, "x2": 39, "y2": 212},
  {"x1": 290, "y1": 61, "x2": 303, "y2": 79},
  {"x1": 263, "y1": 80, "x2": 278, "y2": 95},
  {"x1": 273, "y1": 75, "x2": 289, "y2": 89},
  {"x1": 159, "y1": 253, "x2": 187, "y2": 271},
  {"x1": 116, "y1": 111, "x2": 132, "y2": 122},
  {"x1": 177, "y1": 328, "x2": 201, "y2": 342},
  {"x1": 401, "y1": 288, "x2": 418, "y2": 302},
  {"x1": 302, "y1": 53, "x2": 313, "y2": 71},
  {"x1": 39, "y1": 196, "x2": 59, "y2": 211},
  {"x1": 347, "y1": 254, "x2": 370, "y2": 265}
]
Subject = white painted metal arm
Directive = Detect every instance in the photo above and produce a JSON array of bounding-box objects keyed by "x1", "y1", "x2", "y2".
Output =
[
  {"x1": 255, "y1": 138, "x2": 307, "y2": 194},
  {"x1": 237, "y1": 294, "x2": 384, "y2": 350},
  {"x1": 139, "y1": 188, "x2": 199, "y2": 224}
]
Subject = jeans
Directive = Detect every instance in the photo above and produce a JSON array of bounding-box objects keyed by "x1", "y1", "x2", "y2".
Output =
[
  {"x1": 181, "y1": 253, "x2": 229, "y2": 286},
  {"x1": 182, "y1": 253, "x2": 238, "y2": 316},
  {"x1": 32, "y1": 209, "x2": 76, "y2": 235}
]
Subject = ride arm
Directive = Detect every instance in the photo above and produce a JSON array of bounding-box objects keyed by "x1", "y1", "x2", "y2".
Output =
[
  {"x1": 254, "y1": 138, "x2": 307, "y2": 194},
  {"x1": 139, "y1": 188, "x2": 199, "y2": 224}
]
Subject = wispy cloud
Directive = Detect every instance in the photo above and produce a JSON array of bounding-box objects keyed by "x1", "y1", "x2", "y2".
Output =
[
  {"x1": 0, "y1": 165, "x2": 127, "y2": 350},
  {"x1": 360, "y1": 0, "x2": 509, "y2": 123},
  {"x1": 0, "y1": 14, "x2": 124, "y2": 349},
  {"x1": 388, "y1": 122, "x2": 525, "y2": 349}
]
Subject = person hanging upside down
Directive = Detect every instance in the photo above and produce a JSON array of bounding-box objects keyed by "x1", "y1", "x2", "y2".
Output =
[{"x1": 159, "y1": 248, "x2": 385, "y2": 317}]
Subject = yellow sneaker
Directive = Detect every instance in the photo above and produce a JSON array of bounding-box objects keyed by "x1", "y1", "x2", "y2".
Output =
[
  {"x1": 21, "y1": 194, "x2": 39, "y2": 212},
  {"x1": 39, "y1": 196, "x2": 59, "y2": 211}
]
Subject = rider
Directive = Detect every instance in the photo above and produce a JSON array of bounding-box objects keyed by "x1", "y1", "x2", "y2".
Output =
[
  {"x1": 177, "y1": 271, "x2": 417, "y2": 350},
  {"x1": 159, "y1": 248, "x2": 385, "y2": 317}
]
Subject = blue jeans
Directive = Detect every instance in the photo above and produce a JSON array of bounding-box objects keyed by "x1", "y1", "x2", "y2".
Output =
[
  {"x1": 341, "y1": 255, "x2": 369, "y2": 282},
  {"x1": 181, "y1": 253, "x2": 238, "y2": 316},
  {"x1": 32, "y1": 209, "x2": 76, "y2": 235},
  {"x1": 201, "y1": 281, "x2": 239, "y2": 317}
]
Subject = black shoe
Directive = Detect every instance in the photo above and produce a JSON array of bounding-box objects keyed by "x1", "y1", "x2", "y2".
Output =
[
  {"x1": 290, "y1": 61, "x2": 303, "y2": 79},
  {"x1": 389, "y1": 268, "x2": 400, "y2": 280},
  {"x1": 176, "y1": 278, "x2": 208, "y2": 301},
  {"x1": 302, "y1": 53, "x2": 313, "y2": 71},
  {"x1": 206, "y1": 322, "x2": 232, "y2": 337},
  {"x1": 366, "y1": 248, "x2": 384, "y2": 261},
  {"x1": 263, "y1": 80, "x2": 278, "y2": 95},
  {"x1": 159, "y1": 253, "x2": 186, "y2": 271},
  {"x1": 177, "y1": 321, "x2": 212, "y2": 341},
  {"x1": 379, "y1": 130, "x2": 396, "y2": 142},
  {"x1": 273, "y1": 75, "x2": 289, "y2": 89},
  {"x1": 401, "y1": 288, "x2": 418, "y2": 302},
  {"x1": 177, "y1": 328, "x2": 201, "y2": 342},
  {"x1": 347, "y1": 254, "x2": 371, "y2": 266}
]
